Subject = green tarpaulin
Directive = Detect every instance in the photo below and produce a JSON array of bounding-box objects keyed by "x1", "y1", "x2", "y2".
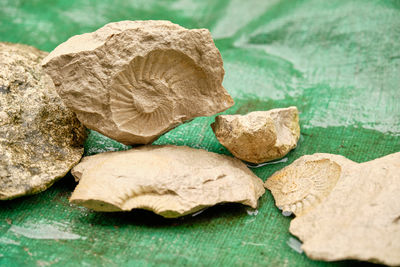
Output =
[{"x1": 0, "y1": 0, "x2": 399, "y2": 266}]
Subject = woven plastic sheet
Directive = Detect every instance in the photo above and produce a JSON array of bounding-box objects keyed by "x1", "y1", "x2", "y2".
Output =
[{"x1": 0, "y1": 0, "x2": 399, "y2": 266}]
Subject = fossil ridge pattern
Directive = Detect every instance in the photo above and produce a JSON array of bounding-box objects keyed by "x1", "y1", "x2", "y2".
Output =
[
  {"x1": 42, "y1": 20, "x2": 234, "y2": 145},
  {"x1": 265, "y1": 158, "x2": 341, "y2": 216},
  {"x1": 265, "y1": 153, "x2": 400, "y2": 266},
  {"x1": 70, "y1": 145, "x2": 265, "y2": 218}
]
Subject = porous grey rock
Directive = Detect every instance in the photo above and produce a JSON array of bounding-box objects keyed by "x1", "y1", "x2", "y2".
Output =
[
  {"x1": 265, "y1": 152, "x2": 400, "y2": 266},
  {"x1": 211, "y1": 107, "x2": 300, "y2": 163},
  {"x1": 0, "y1": 42, "x2": 86, "y2": 200},
  {"x1": 42, "y1": 20, "x2": 234, "y2": 145},
  {"x1": 70, "y1": 145, "x2": 265, "y2": 218}
]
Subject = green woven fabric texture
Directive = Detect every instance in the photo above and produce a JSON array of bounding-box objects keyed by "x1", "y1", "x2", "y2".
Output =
[{"x1": 1, "y1": 0, "x2": 399, "y2": 266}]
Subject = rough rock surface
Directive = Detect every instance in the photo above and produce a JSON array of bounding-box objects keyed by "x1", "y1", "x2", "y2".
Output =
[
  {"x1": 211, "y1": 107, "x2": 300, "y2": 163},
  {"x1": 265, "y1": 153, "x2": 400, "y2": 266},
  {"x1": 0, "y1": 42, "x2": 86, "y2": 200},
  {"x1": 42, "y1": 20, "x2": 234, "y2": 145},
  {"x1": 70, "y1": 145, "x2": 265, "y2": 218}
]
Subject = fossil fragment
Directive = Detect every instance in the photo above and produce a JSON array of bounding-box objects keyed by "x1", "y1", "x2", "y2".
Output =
[
  {"x1": 0, "y1": 42, "x2": 86, "y2": 200},
  {"x1": 265, "y1": 153, "x2": 400, "y2": 266},
  {"x1": 42, "y1": 20, "x2": 234, "y2": 145},
  {"x1": 70, "y1": 145, "x2": 265, "y2": 218},
  {"x1": 211, "y1": 107, "x2": 300, "y2": 163},
  {"x1": 265, "y1": 157, "x2": 342, "y2": 216}
]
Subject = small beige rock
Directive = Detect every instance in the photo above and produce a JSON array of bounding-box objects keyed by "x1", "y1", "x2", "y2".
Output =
[
  {"x1": 0, "y1": 42, "x2": 86, "y2": 200},
  {"x1": 211, "y1": 107, "x2": 300, "y2": 163},
  {"x1": 265, "y1": 153, "x2": 400, "y2": 266},
  {"x1": 70, "y1": 145, "x2": 265, "y2": 218},
  {"x1": 42, "y1": 20, "x2": 234, "y2": 145}
]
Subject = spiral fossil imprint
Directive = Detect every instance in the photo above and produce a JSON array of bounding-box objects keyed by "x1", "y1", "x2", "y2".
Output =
[
  {"x1": 111, "y1": 49, "x2": 210, "y2": 136},
  {"x1": 265, "y1": 158, "x2": 341, "y2": 216},
  {"x1": 69, "y1": 145, "x2": 265, "y2": 218},
  {"x1": 42, "y1": 20, "x2": 234, "y2": 145},
  {"x1": 265, "y1": 152, "x2": 400, "y2": 266}
]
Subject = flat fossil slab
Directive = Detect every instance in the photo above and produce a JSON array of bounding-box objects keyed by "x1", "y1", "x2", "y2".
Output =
[
  {"x1": 265, "y1": 153, "x2": 400, "y2": 266},
  {"x1": 70, "y1": 145, "x2": 265, "y2": 218},
  {"x1": 211, "y1": 107, "x2": 300, "y2": 163},
  {"x1": 42, "y1": 20, "x2": 234, "y2": 145},
  {"x1": 0, "y1": 42, "x2": 86, "y2": 200}
]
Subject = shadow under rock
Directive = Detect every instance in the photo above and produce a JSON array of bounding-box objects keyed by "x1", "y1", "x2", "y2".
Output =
[{"x1": 83, "y1": 202, "x2": 252, "y2": 228}]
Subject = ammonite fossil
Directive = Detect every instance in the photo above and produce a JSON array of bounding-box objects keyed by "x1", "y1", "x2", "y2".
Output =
[
  {"x1": 42, "y1": 20, "x2": 234, "y2": 145},
  {"x1": 265, "y1": 152, "x2": 400, "y2": 266},
  {"x1": 69, "y1": 145, "x2": 265, "y2": 218},
  {"x1": 265, "y1": 157, "x2": 341, "y2": 216}
]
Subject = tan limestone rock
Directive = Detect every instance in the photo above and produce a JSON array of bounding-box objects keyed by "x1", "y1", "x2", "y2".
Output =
[
  {"x1": 42, "y1": 20, "x2": 234, "y2": 145},
  {"x1": 0, "y1": 42, "x2": 86, "y2": 200},
  {"x1": 70, "y1": 145, "x2": 265, "y2": 218},
  {"x1": 265, "y1": 153, "x2": 400, "y2": 266},
  {"x1": 211, "y1": 107, "x2": 300, "y2": 164}
]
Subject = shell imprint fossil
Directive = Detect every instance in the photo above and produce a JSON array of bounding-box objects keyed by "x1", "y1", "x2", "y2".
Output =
[
  {"x1": 265, "y1": 158, "x2": 341, "y2": 216},
  {"x1": 42, "y1": 20, "x2": 234, "y2": 145},
  {"x1": 0, "y1": 42, "x2": 86, "y2": 200},
  {"x1": 211, "y1": 107, "x2": 300, "y2": 163},
  {"x1": 70, "y1": 145, "x2": 265, "y2": 218},
  {"x1": 265, "y1": 153, "x2": 400, "y2": 266}
]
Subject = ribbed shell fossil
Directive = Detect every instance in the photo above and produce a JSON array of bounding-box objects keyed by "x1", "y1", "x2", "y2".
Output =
[
  {"x1": 111, "y1": 49, "x2": 211, "y2": 136},
  {"x1": 0, "y1": 42, "x2": 86, "y2": 200},
  {"x1": 42, "y1": 20, "x2": 234, "y2": 145},
  {"x1": 70, "y1": 145, "x2": 265, "y2": 218},
  {"x1": 265, "y1": 153, "x2": 400, "y2": 266},
  {"x1": 265, "y1": 158, "x2": 341, "y2": 216},
  {"x1": 211, "y1": 107, "x2": 300, "y2": 163}
]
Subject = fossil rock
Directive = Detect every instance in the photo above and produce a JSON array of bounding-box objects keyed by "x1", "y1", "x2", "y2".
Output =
[
  {"x1": 211, "y1": 107, "x2": 300, "y2": 163},
  {"x1": 0, "y1": 42, "x2": 86, "y2": 200},
  {"x1": 42, "y1": 20, "x2": 234, "y2": 145},
  {"x1": 70, "y1": 145, "x2": 265, "y2": 218},
  {"x1": 265, "y1": 155, "x2": 343, "y2": 216},
  {"x1": 265, "y1": 153, "x2": 400, "y2": 266}
]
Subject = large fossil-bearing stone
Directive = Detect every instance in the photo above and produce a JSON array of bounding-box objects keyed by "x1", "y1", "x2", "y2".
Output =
[
  {"x1": 70, "y1": 145, "x2": 265, "y2": 218},
  {"x1": 265, "y1": 153, "x2": 400, "y2": 266},
  {"x1": 211, "y1": 107, "x2": 300, "y2": 163},
  {"x1": 0, "y1": 42, "x2": 86, "y2": 200},
  {"x1": 42, "y1": 20, "x2": 234, "y2": 145}
]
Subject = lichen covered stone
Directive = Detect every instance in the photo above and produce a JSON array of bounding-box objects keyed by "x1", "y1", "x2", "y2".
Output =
[
  {"x1": 70, "y1": 145, "x2": 265, "y2": 218},
  {"x1": 211, "y1": 107, "x2": 300, "y2": 163},
  {"x1": 0, "y1": 42, "x2": 86, "y2": 200},
  {"x1": 265, "y1": 152, "x2": 400, "y2": 266},
  {"x1": 42, "y1": 20, "x2": 234, "y2": 145}
]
